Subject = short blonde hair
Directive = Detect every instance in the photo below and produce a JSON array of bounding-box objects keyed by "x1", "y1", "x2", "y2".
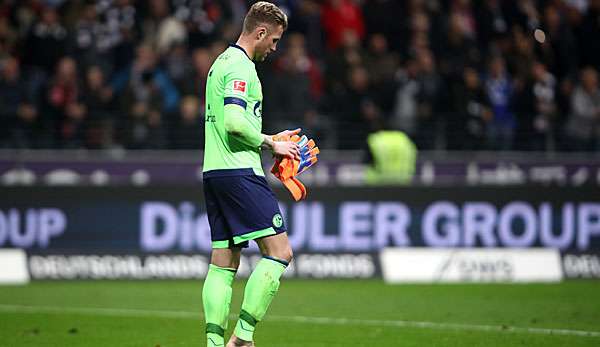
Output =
[{"x1": 243, "y1": 1, "x2": 288, "y2": 33}]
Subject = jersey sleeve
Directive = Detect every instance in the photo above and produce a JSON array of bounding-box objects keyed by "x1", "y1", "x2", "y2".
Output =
[
  {"x1": 223, "y1": 64, "x2": 252, "y2": 110},
  {"x1": 222, "y1": 63, "x2": 262, "y2": 148},
  {"x1": 223, "y1": 104, "x2": 263, "y2": 148}
]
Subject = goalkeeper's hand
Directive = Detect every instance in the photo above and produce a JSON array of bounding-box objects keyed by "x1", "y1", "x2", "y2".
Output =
[
  {"x1": 271, "y1": 134, "x2": 319, "y2": 201},
  {"x1": 272, "y1": 140, "x2": 300, "y2": 160},
  {"x1": 275, "y1": 128, "x2": 301, "y2": 139},
  {"x1": 294, "y1": 135, "x2": 319, "y2": 175}
]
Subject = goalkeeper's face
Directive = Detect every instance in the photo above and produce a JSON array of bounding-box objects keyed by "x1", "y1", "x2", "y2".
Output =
[{"x1": 254, "y1": 24, "x2": 284, "y2": 62}]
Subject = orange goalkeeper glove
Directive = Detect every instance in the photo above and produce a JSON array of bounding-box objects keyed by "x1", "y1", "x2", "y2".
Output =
[{"x1": 271, "y1": 134, "x2": 319, "y2": 201}]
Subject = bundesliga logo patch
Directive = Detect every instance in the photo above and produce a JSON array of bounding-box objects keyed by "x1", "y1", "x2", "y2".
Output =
[{"x1": 232, "y1": 80, "x2": 247, "y2": 93}]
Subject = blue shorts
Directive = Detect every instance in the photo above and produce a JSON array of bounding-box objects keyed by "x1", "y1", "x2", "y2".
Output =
[{"x1": 203, "y1": 169, "x2": 286, "y2": 249}]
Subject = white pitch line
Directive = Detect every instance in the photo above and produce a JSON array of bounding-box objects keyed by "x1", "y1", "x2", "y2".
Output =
[{"x1": 0, "y1": 304, "x2": 599, "y2": 339}]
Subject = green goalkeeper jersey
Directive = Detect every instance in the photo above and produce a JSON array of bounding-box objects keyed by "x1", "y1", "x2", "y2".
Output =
[{"x1": 203, "y1": 44, "x2": 264, "y2": 176}]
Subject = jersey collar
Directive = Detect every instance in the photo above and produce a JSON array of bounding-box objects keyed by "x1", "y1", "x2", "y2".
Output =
[{"x1": 229, "y1": 44, "x2": 252, "y2": 61}]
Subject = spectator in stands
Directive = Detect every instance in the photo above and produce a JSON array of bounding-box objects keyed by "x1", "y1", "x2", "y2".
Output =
[
  {"x1": 321, "y1": 0, "x2": 365, "y2": 51},
  {"x1": 141, "y1": 0, "x2": 187, "y2": 55},
  {"x1": 565, "y1": 67, "x2": 600, "y2": 151},
  {"x1": 334, "y1": 65, "x2": 381, "y2": 150},
  {"x1": 507, "y1": 27, "x2": 536, "y2": 84},
  {"x1": 111, "y1": 44, "x2": 180, "y2": 114},
  {"x1": 365, "y1": 33, "x2": 400, "y2": 113},
  {"x1": 286, "y1": 0, "x2": 323, "y2": 57},
  {"x1": 96, "y1": 0, "x2": 138, "y2": 71},
  {"x1": 529, "y1": 61, "x2": 559, "y2": 151},
  {"x1": 70, "y1": 2, "x2": 106, "y2": 73},
  {"x1": 119, "y1": 100, "x2": 166, "y2": 150},
  {"x1": 484, "y1": 55, "x2": 515, "y2": 150},
  {"x1": 475, "y1": 0, "x2": 510, "y2": 55},
  {"x1": 0, "y1": 56, "x2": 43, "y2": 148},
  {"x1": 539, "y1": 4, "x2": 578, "y2": 80},
  {"x1": 181, "y1": 47, "x2": 211, "y2": 99},
  {"x1": 514, "y1": 62, "x2": 558, "y2": 151},
  {"x1": 415, "y1": 49, "x2": 444, "y2": 150},
  {"x1": 269, "y1": 33, "x2": 322, "y2": 137},
  {"x1": 513, "y1": 0, "x2": 541, "y2": 32},
  {"x1": 450, "y1": 0, "x2": 477, "y2": 40},
  {"x1": 170, "y1": 95, "x2": 203, "y2": 150},
  {"x1": 579, "y1": 0, "x2": 600, "y2": 69},
  {"x1": 0, "y1": 16, "x2": 17, "y2": 59},
  {"x1": 448, "y1": 67, "x2": 492, "y2": 150},
  {"x1": 324, "y1": 31, "x2": 364, "y2": 99},
  {"x1": 164, "y1": 41, "x2": 193, "y2": 93},
  {"x1": 362, "y1": 0, "x2": 404, "y2": 53},
  {"x1": 178, "y1": 0, "x2": 236, "y2": 49},
  {"x1": 46, "y1": 56, "x2": 87, "y2": 148},
  {"x1": 390, "y1": 58, "x2": 420, "y2": 137},
  {"x1": 82, "y1": 65, "x2": 114, "y2": 149},
  {"x1": 439, "y1": 11, "x2": 480, "y2": 81},
  {"x1": 23, "y1": 6, "x2": 67, "y2": 75},
  {"x1": 405, "y1": 8, "x2": 434, "y2": 58}
]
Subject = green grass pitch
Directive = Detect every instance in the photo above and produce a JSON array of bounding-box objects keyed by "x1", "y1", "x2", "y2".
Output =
[{"x1": 0, "y1": 280, "x2": 599, "y2": 346}]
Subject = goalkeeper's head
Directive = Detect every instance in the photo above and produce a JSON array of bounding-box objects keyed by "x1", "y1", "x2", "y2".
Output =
[{"x1": 240, "y1": 2, "x2": 288, "y2": 62}]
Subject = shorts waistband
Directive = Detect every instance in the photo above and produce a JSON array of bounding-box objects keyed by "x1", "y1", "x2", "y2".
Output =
[{"x1": 203, "y1": 168, "x2": 255, "y2": 179}]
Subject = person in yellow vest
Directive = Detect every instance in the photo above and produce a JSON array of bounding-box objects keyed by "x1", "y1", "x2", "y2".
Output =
[{"x1": 364, "y1": 127, "x2": 417, "y2": 185}]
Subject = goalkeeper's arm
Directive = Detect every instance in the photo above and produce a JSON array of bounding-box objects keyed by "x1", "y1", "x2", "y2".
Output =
[{"x1": 223, "y1": 104, "x2": 300, "y2": 159}]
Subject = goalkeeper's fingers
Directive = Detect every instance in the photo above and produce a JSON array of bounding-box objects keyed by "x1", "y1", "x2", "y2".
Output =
[
  {"x1": 289, "y1": 128, "x2": 302, "y2": 136},
  {"x1": 298, "y1": 155, "x2": 318, "y2": 175}
]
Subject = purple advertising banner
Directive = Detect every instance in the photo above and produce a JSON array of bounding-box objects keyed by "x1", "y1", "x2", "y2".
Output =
[
  {"x1": 1, "y1": 186, "x2": 599, "y2": 254},
  {"x1": 2, "y1": 151, "x2": 600, "y2": 186}
]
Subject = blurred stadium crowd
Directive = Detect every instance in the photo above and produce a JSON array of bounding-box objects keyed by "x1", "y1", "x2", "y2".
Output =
[{"x1": 0, "y1": 0, "x2": 599, "y2": 151}]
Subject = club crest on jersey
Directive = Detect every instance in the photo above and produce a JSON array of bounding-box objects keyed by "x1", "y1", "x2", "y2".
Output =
[
  {"x1": 253, "y1": 101, "x2": 262, "y2": 118},
  {"x1": 232, "y1": 80, "x2": 247, "y2": 94}
]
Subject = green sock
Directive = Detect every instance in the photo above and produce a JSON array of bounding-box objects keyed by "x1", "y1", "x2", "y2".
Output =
[
  {"x1": 234, "y1": 256, "x2": 288, "y2": 342},
  {"x1": 203, "y1": 264, "x2": 236, "y2": 347}
]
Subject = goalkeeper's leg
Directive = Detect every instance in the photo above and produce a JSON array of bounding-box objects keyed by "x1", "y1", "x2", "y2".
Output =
[
  {"x1": 203, "y1": 248, "x2": 241, "y2": 347},
  {"x1": 227, "y1": 233, "x2": 292, "y2": 347}
]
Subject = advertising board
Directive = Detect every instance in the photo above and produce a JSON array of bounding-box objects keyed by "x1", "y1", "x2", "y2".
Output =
[
  {"x1": 27, "y1": 252, "x2": 379, "y2": 280},
  {"x1": 561, "y1": 252, "x2": 600, "y2": 279},
  {"x1": 1, "y1": 186, "x2": 599, "y2": 253},
  {"x1": 380, "y1": 248, "x2": 563, "y2": 283}
]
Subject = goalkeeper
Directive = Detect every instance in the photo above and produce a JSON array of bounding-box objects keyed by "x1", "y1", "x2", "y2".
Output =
[{"x1": 201, "y1": 2, "x2": 317, "y2": 347}]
